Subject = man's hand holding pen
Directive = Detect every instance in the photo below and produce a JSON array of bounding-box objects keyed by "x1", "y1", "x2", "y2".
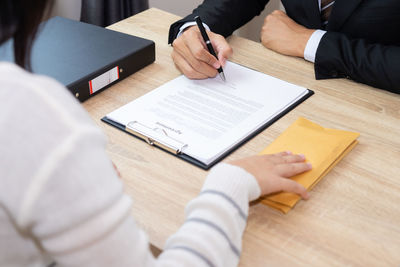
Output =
[
  {"x1": 172, "y1": 11, "x2": 315, "y2": 81},
  {"x1": 171, "y1": 24, "x2": 232, "y2": 80}
]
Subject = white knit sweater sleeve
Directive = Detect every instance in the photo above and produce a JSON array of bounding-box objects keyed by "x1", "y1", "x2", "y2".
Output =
[
  {"x1": 39, "y1": 162, "x2": 261, "y2": 267},
  {"x1": 40, "y1": 162, "x2": 261, "y2": 267},
  {"x1": 0, "y1": 63, "x2": 262, "y2": 267},
  {"x1": 160, "y1": 163, "x2": 261, "y2": 267}
]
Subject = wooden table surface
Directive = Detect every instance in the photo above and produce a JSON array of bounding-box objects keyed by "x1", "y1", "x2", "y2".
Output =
[{"x1": 83, "y1": 8, "x2": 400, "y2": 266}]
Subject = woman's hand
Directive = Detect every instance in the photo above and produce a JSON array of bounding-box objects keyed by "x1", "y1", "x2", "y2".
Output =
[{"x1": 230, "y1": 151, "x2": 312, "y2": 199}]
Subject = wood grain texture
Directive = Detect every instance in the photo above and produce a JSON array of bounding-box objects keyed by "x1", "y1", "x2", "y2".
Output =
[{"x1": 83, "y1": 8, "x2": 400, "y2": 266}]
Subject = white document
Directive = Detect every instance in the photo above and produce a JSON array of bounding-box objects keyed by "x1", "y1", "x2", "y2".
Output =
[{"x1": 105, "y1": 62, "x2": 309, "y2": 165}]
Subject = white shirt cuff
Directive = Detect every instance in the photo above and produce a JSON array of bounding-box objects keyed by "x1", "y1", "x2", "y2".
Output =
[
  {"x1": 177, "y1": 21, "x2": 211, "y2": 38},
  {"x1": 304, "y1": 29, "x2": 326, "y2": 63}
]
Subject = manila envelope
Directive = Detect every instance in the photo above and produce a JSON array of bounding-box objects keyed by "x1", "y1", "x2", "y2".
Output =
[{"x1": 260, "y1": 117, "x2": 360, "y2": 213}]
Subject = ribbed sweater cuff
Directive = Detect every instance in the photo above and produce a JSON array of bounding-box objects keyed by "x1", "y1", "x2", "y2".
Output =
[{"x1": 201, "y1": 163, "x2": 261, "y2": 215}]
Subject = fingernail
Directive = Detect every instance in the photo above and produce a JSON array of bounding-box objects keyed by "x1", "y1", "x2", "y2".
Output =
[
  {"x1": 221, "y1": 58, "x2": 226, "y2": 66},
  {"x1": 213, "y1": 62, "x2": 220, "y2": 69},
  {"x1": 299, "y1": 154, "x2": 305, "y2": 159},
  {"x1": 286, "y1": 151, "x2": 292, "y2": 155},
  {"x1": 307, "y1": 163, "x2": 312, "y2": 168}
]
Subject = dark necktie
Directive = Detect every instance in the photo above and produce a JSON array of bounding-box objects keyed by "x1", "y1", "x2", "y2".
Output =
[{"x1": 321, "y1": 0, "x2": 335, "y2": 28}]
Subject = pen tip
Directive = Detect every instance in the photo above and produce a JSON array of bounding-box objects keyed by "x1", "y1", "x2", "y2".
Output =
[{"x1": 220, "y1": 72, "x2": 226, "y2": 82}]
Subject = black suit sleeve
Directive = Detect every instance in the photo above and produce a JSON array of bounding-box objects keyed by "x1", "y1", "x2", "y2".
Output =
[
  {"x1": 168, "y1": 0, "x2": 270, "y2": 44},
  {"x1": 315, "y1": 32, "x2": 400, "y2": 94}
]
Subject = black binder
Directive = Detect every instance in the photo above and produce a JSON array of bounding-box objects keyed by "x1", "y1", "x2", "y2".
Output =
[
  {"x1": 101, "y1": 89, "x2": 313, "y2": 170},
  {"x1": 0, "y1": 16, "x2": 155, "y2": 102}
]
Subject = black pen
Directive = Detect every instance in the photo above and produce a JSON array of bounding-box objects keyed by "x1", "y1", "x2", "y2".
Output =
[{"x1": 195, "y1": 16, "x2": 226, "y2": 81}]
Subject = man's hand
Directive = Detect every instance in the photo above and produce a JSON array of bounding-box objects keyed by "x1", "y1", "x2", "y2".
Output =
[
  {"x1": 230, "y1": 151, "x2": 311, "y2": 199},
  {"x1": 261, "y1": 10, "x2": 315, "y2": 58},
  {"x1": 171, "y1": 26, "x2": 233, "y2": 79}
]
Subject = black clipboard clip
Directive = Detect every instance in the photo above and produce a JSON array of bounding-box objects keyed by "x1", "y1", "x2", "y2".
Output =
[{"x1": 126, "y1": 121, "x2": 188, "y2": 155}]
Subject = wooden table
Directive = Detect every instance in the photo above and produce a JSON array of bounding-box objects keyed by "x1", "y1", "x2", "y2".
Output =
[{"x1": 83, "y1": 8, "x2": 400, "y2": 266}]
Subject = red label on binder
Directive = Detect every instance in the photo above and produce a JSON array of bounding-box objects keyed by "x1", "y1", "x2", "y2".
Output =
[{"x1": 89, "y1": 66, "x2": 120, "y2": 95}]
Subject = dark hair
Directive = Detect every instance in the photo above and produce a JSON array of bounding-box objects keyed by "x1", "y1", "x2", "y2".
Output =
[{"x1": 0, "y1": 0, "x2": 53, "y2": 70}]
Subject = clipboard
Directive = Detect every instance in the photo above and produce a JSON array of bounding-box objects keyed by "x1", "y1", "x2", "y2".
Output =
[{"x1": 101, "y1": 89, "x2": 313, "y2": 170}]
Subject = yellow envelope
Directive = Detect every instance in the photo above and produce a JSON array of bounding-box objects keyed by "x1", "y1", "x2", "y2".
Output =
[{"x1": 259, "y1": 117, "x2": 360, "y2": 213}]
